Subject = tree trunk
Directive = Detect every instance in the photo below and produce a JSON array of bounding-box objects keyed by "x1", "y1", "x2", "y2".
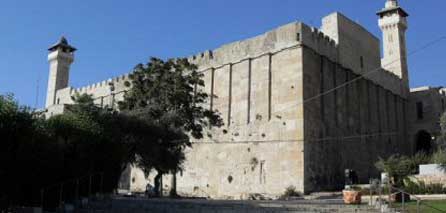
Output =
[
  {"x1": 169, "y1": 171, "x2": 177, "y2": 197},
  {"x1": 154, "y1": 171, "x2": 163, "y2": 197}
]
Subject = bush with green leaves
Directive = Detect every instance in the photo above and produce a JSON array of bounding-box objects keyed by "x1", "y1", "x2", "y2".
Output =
[
  {"x1": 431, "y1": 149, "x2": 446, "y2": 164},
  {"x1": 279, "y1": 186, "x2": 302, "y2": 199},
  {"x1": 404, "y1": 179, "x2": 446, "y2": 195},
  {"x1": 437, "y1": 113, "x2": 446, "y2": 149},
  {"x1": 431, "y1": 149, "x2": 446, "y2": 171},
  {"x1": 375, "y1": 153, "x2": 430, "y2": 187}
]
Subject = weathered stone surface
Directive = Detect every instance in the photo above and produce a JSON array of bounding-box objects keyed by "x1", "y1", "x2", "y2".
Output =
[{"x1": 43, "y1": 0, "x2": 444, "y2": 200}]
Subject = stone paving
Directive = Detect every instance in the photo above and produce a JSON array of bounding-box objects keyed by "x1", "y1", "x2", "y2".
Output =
[{"x1": 77, "y1": 196, "x2": 380, "y2": 213}]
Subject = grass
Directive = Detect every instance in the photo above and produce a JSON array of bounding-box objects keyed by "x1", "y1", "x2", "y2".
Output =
[{"x1": 392, "y1": 200, "x2": 446, "y2": 213}]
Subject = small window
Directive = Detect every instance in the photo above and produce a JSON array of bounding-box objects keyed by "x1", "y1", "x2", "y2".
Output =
[
  {"x1": 57, "y1": 98, "x2": 60, "y2": 104},
  {"x1": 416, "y1": 102, "x2": 424, "y2": 120}
]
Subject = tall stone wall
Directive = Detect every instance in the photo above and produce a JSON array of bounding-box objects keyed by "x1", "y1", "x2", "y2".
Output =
[
  {"x1": 321, "y1": 12, "x2": 381, "y2": 75},
  {"x1": 302, "y1": 40, "x2": 409, "y2": 192},
  {"x1": 321, "y1": 12, "x2": 407, "y2": 98},
  {"x1": 174, "y1": 23, "x2": 306, "y2": 198},
  {"x1": 47, "y1": 14, "x2": 413, "y2": 197},
  {"x1": 177, "y1": 142, "x2": 303, "y2": 199}
]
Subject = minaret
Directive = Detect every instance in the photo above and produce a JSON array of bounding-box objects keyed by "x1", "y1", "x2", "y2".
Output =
[
  {"x1": 377, "y1": 0, "x2": 409, "y2": 92},
  {"x1": 45, "y1": 37, "x2": 76, "y2": 108}
]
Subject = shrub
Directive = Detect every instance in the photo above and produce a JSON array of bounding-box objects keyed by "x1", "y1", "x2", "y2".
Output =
[
  {"x1": 375, "y1": 155, "x2": 412, "y2": 186},
  {"x1": 375, "y1": 153, "x2": 430, "y2": 187},
  {"x1": 404, "y1": 179, "x2": 424, "y2": 194},
  {"x1": 279, "y1": 186, "x2": 302, "y2": 199},
  {"x1": 410, "y1": 152, "x2": 431, "y2": 172},
  {"x1": 437, "y1": 113, "x2": 446, "y2": 149},
  {"x1": 404, "y1": 179, "x2": 446, "y2": 195},
  {"x1": 360, "y1": 186, "x2": 389, "y2": 195},
  {"x1": 431, "y1": 149, "x2": 446, "y2": 171}
]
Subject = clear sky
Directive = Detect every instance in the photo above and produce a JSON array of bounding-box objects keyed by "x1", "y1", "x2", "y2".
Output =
[{"x1": 0, "y1": 0, "x2": 445, "y2": 108}]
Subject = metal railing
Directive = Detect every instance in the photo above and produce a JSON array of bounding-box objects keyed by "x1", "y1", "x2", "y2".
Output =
[
  {"x1": 368, "y1": 179, "x2": 446, "y2": 213},
  {"x1": 388, "y1": 185, "x2": 445, "y2": 213}
]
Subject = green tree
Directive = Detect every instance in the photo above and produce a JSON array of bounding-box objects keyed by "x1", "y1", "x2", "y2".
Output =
[
  {"x1": 0, "y1": 94, "x2": 62, "y2": 209},
  {"x1": 375, "y1": 153, "x2": 430, "y2": 187},
  {"x1": 433, "y1": 113, "x2": 446, "y2": 170},
  {"x1": 119, "y1": 57, "x2": 223, "y2": 196},
  {"x1": 0, "y1": 93, "x2": 149, "y2": 209},
  {"x1": 437, "y1": 113, "x2": 446, "y2": 149},
  {"x1": 44, "y1": 94, "x2": 136, "y2": 201}
]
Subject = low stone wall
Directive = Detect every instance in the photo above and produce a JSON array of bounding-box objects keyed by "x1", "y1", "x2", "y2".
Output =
[
  {"x1": 414, "y1": 164, "x2": 446, "y2": 186},
  {"x1": 414, "y1": 175, "x2": 446, "y2": 187},
  {"x1": 419, "y1": 164, "x2": 446, "y2": 176}
]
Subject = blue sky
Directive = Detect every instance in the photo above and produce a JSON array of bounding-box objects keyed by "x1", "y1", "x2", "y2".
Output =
[{"x1": 0, "y1": 0, "x2": 445, "y2": 108}]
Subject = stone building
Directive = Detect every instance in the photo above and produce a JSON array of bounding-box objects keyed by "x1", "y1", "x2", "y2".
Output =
[
  {"x1": 44, "y1": 0, "x2": 445, "y2": 198},
  {"x1": 409, "y1": 86, "x2": 446, "y2": 153}
]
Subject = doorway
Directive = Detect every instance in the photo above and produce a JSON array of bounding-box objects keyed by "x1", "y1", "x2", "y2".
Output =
[{"x1": 415, "y1": 130, "x2": 433, "y2": 153}]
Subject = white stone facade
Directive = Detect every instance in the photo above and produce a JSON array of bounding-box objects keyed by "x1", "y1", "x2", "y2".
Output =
[{"x1": 44, "y1": 0, "x2": 445, "y2": 198}]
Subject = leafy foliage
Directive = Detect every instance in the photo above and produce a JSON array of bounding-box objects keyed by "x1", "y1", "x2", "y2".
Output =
[
  {"x1": 438, "y1": 113, "x2": 446, "y2": 148},
  {"x1": 119, "y1": 57, "x2": 223, "y2": 139},
  {"x1": 0, "y1": 94, "x2": 141, "y2": 210},
  {"x1": 118, "y1": 57, "x2": 223, "y2": 196},
  {"x1": 431, "y1": 149, "x2": 446, "y2": 171},
  {"x1": 375, "y1": 153, "x2": 430, "y2": 187},
  {"x1": 0, "y1": 94, "x2": 60, "y2": 209},
  {"x1": 0, "y1": 57, "x2": 224, "y2": 206},
  {"x1": 279, "y1": 186, "x2": 302, "y2": 199},
  {"x1": 432, "y1": 113, "x2": 446, "y2": 171},
  {"x1": 404, "y1": 179, "x2": 446, "y2": 195}
]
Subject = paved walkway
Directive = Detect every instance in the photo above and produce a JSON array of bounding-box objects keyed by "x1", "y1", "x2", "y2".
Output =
[{"x1": 78, "y1": 196, "x2": 380, "y2": 213}]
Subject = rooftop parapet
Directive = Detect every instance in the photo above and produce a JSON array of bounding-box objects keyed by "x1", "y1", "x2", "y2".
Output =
[
  {"x1": 185, "y1": 22, "x2": 306, "y2": 69},
  {"x1": 187, "y1": 50, "x2": 214, "y2": 66},
  {"x1": 299, "y1": 23, "x2": 339, "y2": 62},
  {"x1": 70, "y1": 73, "x2": 130, "y2": 96}
]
